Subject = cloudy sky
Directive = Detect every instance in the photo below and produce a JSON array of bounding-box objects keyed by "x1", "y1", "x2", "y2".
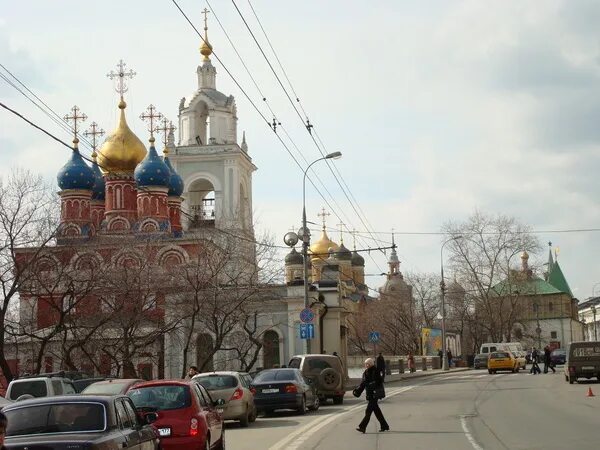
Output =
[{"x1": 2, "y1": 0, "x2": 600, "y2": 298}]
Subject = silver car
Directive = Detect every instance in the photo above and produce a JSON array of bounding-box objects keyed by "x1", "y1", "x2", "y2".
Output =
[{"x1": 193, "y1": 371, "x2": 257, "y2": 427}]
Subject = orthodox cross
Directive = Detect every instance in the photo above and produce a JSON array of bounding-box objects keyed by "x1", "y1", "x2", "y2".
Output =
[
  {"x1": 317, "y1": 207, "x2": 330, "y2": 228},
  {"x1": 140, "y1": 104, "x2": 163, "y2": 141},
  {"x1": 83, "y1": 122, "x2": 105, "y2": 154},
  {"x1": 391, "y1": 228, "x2": 396, "y2": 248},
  {"x1": 337, "y1": 221, "x2": 345, "y2": 242},
  {"x1": 156, "y1": 116, "x2": 171, "y2": 148},
  {"x1": 63, "y1": 105, "x2": 87, "y2": 145},
  {"x1": 202, "y1": 7, "x2": 210, "y2": 32},
  {"x1": 351, "y1": 229, "x2": 357, "y2": 249},
  {"x1": 106, "y1": 59, "x2": 136, "y2": 97}
]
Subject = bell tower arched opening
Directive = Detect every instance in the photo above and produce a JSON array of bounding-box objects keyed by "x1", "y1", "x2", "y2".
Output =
[{"x1": 188, "y1": 178, "x2": 216, "y2": 228}]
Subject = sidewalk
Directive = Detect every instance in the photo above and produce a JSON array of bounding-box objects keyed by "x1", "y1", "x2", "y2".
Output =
[{"x1": 347, "y1": 366, "x2": 472, "y2": 388}]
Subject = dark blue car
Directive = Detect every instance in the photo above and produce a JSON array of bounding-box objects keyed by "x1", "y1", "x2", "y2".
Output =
[
  {"x1": 551, "y1": 349, "x2": 567, "y2": 365},
  {"x1": 251, "y1": 368, "x2": 319, "y2": 415}
]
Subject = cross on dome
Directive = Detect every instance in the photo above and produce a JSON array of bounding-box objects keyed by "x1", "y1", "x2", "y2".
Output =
[
  {"x1": 107, "y1": 59, "x2": 136, "y2": 99},
  {"x1": 156, "y1": 116, "x2": 172, "y2": 148},
  {"x1": 317, "y1": 207, "x2": 331, "y2": 229},
  {"x1": 337, "y1": 221, "x2": 345, "y2": 243},
  {"x1": 83, "y1": 122, "x2": 105, "y2": 156},
  {"x1": 200, "y1": 7, "x2": 213, "y2": 61},
  {"x1": 140, "y1": 104, "x2": 163, "y2": 143},
  {"x1": 63, "y1": 105, "x2": 87, "y2": 147}
]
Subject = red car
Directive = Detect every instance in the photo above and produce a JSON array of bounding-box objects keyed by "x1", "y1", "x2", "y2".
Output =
[{"x1": 127, "y1": 380, "x2": 225, "y2": 450}]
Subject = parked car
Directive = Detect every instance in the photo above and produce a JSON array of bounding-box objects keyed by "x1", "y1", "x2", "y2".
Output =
[
  {"x1": 82, "y1": 378, "x2": 144, "y2": 395},
  {"x1": 1, "y1": 394, "x2": 160, "y2": 449},
  {"x1": 473, "y1": 353, "x2": 489, "y2": 369},
  {"x1": 193, "y1": 371, "x2": 257, "y2": 427},
  {"x1": 128, "y1": 380, "x2": 225, "y2": 450},
  {"x1": 6, "y1": 373, "x2": 77, "y2": 401},
  {"x1": 551, "y1": 349, "x2": 567, "y2": 366},
  {"x1": 251, "y1": 368, "x2": 319, "y2": 415},
  {"x1": 73, "y1": 377, "x2": 114, "y2": 393},
  {"x1": 487, "y1": 351, "x2": 518, "y2": 374},
  {"x1": 288, "y1": 354, "x2": 346, "y2": 404},
  {"x1": 565, "y1": 341, "x2": 600, "y2": 384}
]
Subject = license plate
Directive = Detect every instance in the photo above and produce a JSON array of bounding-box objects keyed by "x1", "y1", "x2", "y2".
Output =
[
  {"x1": 158, "y1": 428, "x2": 171, "y2": 437},
  {"x1": 262, "y1": 388, "x2": 279, "y2": 393},
  {"x1": 582, "y1": 366, "x2": 595, "y2": 370}
]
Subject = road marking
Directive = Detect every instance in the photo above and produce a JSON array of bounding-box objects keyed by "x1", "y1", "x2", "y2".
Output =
[
  {"x1": 460, "y1": 415, "x2": 483, "y2": 450},
  {"x1": 268, "y1": 384, "x2": 422, "y2": 450}
]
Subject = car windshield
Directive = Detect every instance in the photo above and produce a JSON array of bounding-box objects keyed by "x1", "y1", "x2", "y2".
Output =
[
  {"x1": 288, "y1": 358, "x2": 301, "y2": 369},
  {"x1": 491, "y1": 352, "x2": 510, "y2": 358},
  {"x1": 195, "y1": 375, "x2": 238, "y2": 390},
  {"x1": 9, "y1": 381, "x2": 47, "y2": 400},
  {"x1": 82, "y1": 381, "x2": 132, "y2": 395},
  {"x1": 254, "y1": 370, "x2": 297, "y2": 383},
  {"x1": 4, "y1": 403, "x2": 105, "y2": 436},
  {"x1": 128, "y1": 385, "x2": 191, "y2": 411}
]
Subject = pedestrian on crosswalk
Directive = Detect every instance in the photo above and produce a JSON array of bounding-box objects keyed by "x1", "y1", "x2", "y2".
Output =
[
  {"x1": 353, "y1": 358, "x2": 389, "y2": 434},
  {"x1": 530, "y1": 348, "x2": 541, "y2": 375},
  {"x1": 543, "y1": 346, "x2": 556, "y2": 374}
]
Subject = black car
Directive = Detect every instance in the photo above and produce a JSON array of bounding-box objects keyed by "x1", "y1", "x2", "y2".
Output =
[
  {"x1": 2, "y1": 394, "x2": 160, "y2": 450},
  {"x1": 551, "y1": 349, "x2": 567, "y2": 365},
  {"x1": 251, "y1": 368, "x2": 319, "y2": 415}
]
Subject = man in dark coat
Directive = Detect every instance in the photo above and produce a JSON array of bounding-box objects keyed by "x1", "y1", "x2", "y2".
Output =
[
  {"x1": 530, "y1": 348, "x2": 541, "y2": 374},
  {"x1": 544, "y1": 346, "x2": 555, "y2": 373},
  {"x1": 376, "y1": 352, "x2": 386, "y2": 381},
  {"x1": 354, "y1": 358, "x2": 389, "y2": 433}
]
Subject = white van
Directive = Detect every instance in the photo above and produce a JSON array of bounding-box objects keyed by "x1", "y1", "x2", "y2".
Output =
[{"x1": 480, "y1": 342, "x2": 523, "y2": 355}]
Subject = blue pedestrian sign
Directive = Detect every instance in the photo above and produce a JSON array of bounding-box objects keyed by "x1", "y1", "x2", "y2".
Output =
[
  {"x1": 300, "y1": 323, "x2": 315, "y2": 340},
  {"x1": 299, "y1": 308, "x2": 315, "y2": 324},
  {"x1": 368, "y1": 331, "x2": 381, "y2": 343}
]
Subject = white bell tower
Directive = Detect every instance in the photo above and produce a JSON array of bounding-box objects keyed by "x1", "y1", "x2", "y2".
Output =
[{"x1": 169, "y1": 10, "x2": 256, "y2": 235}]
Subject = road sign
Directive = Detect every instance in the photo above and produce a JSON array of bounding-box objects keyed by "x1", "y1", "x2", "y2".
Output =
[
  {"x1": 300, "y1": 308, "x2": 315, "y2": 323},
  {"x1": 368, "y1": 331, "x2": 381, "y2": 343},
  {"x1": 300, "y1": 323, "x2": 315, "y2": 340}
]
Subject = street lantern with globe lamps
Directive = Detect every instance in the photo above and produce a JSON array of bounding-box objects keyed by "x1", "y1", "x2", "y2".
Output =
[
  {"x1": 440, "y1": 235, "x2": 463, "y2": 371},
  {"x1": 299, "y1": 151, "x2": 342, "y2": 354}
]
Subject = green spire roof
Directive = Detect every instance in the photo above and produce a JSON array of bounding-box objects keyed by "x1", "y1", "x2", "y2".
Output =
[
  {"x1": 492, "y1": 276, "x2": 563, "y2": 297},
  {"x1": 547, "y1": 260, "x2": 573, "y2": 297}
]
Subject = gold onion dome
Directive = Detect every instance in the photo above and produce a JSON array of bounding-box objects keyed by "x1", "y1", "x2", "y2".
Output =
[
  {"x1": 309, "y1": 227, "x2": 339, "y2": 260},
  {"x1": 200, "y1": 39, "x2": 213, "y2": 60},
  {"x1": 97, "y1": 99, "x2": 147, "y2": 174}
]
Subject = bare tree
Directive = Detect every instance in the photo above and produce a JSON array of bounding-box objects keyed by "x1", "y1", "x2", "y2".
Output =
[
  {"x1": 405, "y1": 271, "x2": 441, "y2": 329},
  {"x1": 442, "y1": 210, "x2": 541, "y2": 344},
  {"x1": 0, "y1": 169, "x2": 56, "y2": 382}
]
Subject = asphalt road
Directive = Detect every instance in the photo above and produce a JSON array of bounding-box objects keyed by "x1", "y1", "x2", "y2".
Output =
[{"x1": 226, "y1": 367, "x2": 600, "y2": 450}]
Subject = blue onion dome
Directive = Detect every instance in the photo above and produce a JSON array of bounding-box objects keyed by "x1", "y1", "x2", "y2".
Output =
[
  {"x1": 57, "y1": 142, "x2": 95, "y2": 191},
  {"x1": 351, "y1": 250, "x2": 365, "y2": 267},
  {"x1": 163, "y1": 148, "x2": 184, "y2": 197},
  {"x1": 134, "y1": 140, "x2": 170, "y2": 187},
  {"x1": 90, "y1": 151, "x2": 105, "y2": 200},
  {"x1": 285, "y1": 247, "x2": 304, "y2": 265},
  {"x1": 336, "y1": 243, "x2": 353, "y2": 261}
]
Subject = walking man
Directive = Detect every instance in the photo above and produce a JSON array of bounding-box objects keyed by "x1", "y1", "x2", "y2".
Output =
[
  {"x1": 544, "y1": 346, "x2": 556, "y2": 374},
  {"x1": 376, "y1": 352, "x2": 386, "y2": 381},
  {"x1": 530, "y1": 348, "x2": 541, "y2": 375},
  {"x1": 354, "y1": 358, "x2": 389, "y2": 433}
]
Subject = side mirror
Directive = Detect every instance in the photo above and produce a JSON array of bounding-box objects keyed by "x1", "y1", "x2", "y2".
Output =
[
  {"x1": 213, "y1": 398, "x2": 226, "y2": 407},
  {"x1": 145, "y1": 412, "x2": 158, "y2": 424}
]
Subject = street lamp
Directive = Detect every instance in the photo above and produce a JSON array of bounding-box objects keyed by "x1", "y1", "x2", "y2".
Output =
[
  {"x1": 301, "y1": 151, "x2": 342, "y2": 354},
  {"x1": 592, "y1": 305, "x2": 597, "y2": 341},
  {"x1": 440, "y1": 235, "x2": 462, "y2": 371}
]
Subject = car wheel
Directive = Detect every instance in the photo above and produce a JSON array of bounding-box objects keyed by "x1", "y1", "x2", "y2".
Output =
[
  {"x1": 249, "y1": 408, "x2": 257, "y2": 423},
  {"x1": 488, "y1": 369, "x2": 492, "y2": 374},
  {"x1": 309, "y1": 395, "x2": 320, "y2": 411},
  {"x1": 239, "y1": 410, "x2": 249, "y2": 428},
  {"x1": 297, "y1": 395, "x2": 307, "y2": 415},
  {"x1": 333, "y1": 395, "x2": 344, "y2": 405}
]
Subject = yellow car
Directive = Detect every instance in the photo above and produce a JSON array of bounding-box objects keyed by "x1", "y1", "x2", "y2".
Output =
[{"x1": 488, "y1": 351, "x2": 518, "y2": 373}]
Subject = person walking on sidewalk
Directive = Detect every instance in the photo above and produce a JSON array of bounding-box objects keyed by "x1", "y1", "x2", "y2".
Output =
[
  {"x1": 544, "y1": 346, "x2": 556, "y2": 374},
  {"x1": 354, "y1": 358, "x2": 389, "y2": 433},
  {"x1": 530, "y1": 348, "x2": 541, "y2": 374},
  {"x1": 376, "y1": 352, "x2": 386, "y2": 381},
  {"x1": 408, "y1": 352, "x2": 416, "y2": 373}
]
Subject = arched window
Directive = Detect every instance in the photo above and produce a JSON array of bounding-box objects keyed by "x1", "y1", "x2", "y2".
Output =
[
  {"x1": 263, "y1": 330, "x2": 280, "y2": 369},
  {"x1": 188, "y1": 179, "x2": 216, "y2": 228}
]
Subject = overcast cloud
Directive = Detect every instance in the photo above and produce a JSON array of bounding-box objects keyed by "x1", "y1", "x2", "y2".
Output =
[{"x1": 2, "y1": 0, "x2": 600, "y2": 297}]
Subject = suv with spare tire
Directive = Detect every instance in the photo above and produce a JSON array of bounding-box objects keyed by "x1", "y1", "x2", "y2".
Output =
[{"x1": 288, "y1": 354, "x2": 347, "y2": 404}]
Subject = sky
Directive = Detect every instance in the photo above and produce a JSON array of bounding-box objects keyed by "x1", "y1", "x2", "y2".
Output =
[{"x1": 2, "y1": 0, "x2": 600, "y2": 298}]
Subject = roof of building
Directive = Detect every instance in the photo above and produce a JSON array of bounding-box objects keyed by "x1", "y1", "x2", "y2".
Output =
[
  {"x1": 547, "y1": 261, "x2": 573, "y2": 297},
  {"x1": 492, "y1": 275, "x2": 564, "y2": 297},
  {"x1": 134, "y1": 143, "x2": 170, "y2": 187},
  {"x1": 57, "y1": 148, "x2": 95, "y2": 191},
  {"x1": 351, "y1": 250, "x2": 365, "y2": 267}
]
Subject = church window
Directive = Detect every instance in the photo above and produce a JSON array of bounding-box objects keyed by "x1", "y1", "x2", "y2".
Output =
[
  {"x1": 551, "y1": 331, "x2": 558, "y2": 339},
  {"x1": 549, "y1": 302, "x2": 553, "y2": 312}
]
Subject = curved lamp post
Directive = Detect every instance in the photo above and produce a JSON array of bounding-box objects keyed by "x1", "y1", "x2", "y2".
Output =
[
  {"x1": 300, "y1": 151, "x2": 342, "y2": 354},
  {"x1": 440, "y1": 235, "x2": 462, "y2": 371}
]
